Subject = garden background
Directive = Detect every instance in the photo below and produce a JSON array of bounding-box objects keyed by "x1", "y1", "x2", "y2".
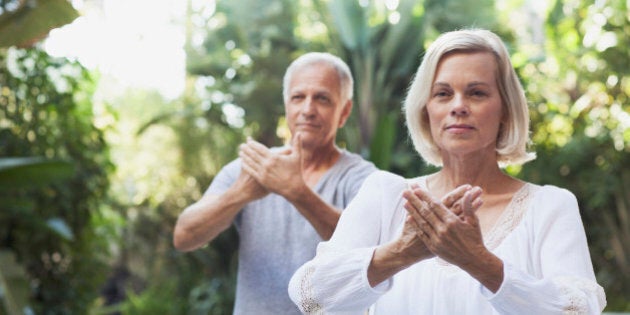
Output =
[{"x1": 1, "y1": 0, "x2": 629, "y2": 313}]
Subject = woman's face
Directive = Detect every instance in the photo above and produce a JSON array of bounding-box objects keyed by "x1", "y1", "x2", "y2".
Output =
[{"x1": 426, "y1": 52, "x2": 503, "y2": 161}]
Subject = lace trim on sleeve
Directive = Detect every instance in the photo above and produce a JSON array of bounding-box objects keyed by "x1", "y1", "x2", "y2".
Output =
[
  {"x1": 553, "y1": 276, "x2": 606, "y2": 314},
  {"x1": 298, "y1": 265, "x2": 324, "y2": 315}
]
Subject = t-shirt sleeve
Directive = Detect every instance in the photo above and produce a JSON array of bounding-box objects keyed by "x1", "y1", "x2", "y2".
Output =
[
  {"x1": 336, "y1": 157, "x2": 377, "y2": 207},
  {"x1": 205, "y1": 158, "x2": 240, "y2": 196}
]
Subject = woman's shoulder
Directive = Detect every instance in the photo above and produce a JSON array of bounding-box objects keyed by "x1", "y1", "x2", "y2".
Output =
[
  {"x1": 361, "y1": 170, "x2": 410, "y2": 192},
  {"x1": 364, "y1": 169, "x2": 405, "y2": 183},
  {"x1": 526, "y1": 183, "x2": 581, "y2": 221},
  {"x1": 530, "y1": 184, "x2": 578, "y2": 205}
]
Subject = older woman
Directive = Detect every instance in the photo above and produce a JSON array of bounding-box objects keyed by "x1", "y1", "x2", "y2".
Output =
[{"x1": 288, "y1": 29, "x2": 606, "y2": 314}]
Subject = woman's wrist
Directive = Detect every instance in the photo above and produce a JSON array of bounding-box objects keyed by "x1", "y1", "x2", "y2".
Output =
[
  {"x1": 367, "y1": 240, "x2": 432, "y2": 287},
  {"x1": 368, "y1": 243, "x2": 410, "y2": 287},
  {"x1": 462, "y1": 250, "x2": 504, "y2": 293}
]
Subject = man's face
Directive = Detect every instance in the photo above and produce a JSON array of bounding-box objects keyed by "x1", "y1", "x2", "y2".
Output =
[{"x1": 284, "y1": 62, "x2": 351, "y2": 150}]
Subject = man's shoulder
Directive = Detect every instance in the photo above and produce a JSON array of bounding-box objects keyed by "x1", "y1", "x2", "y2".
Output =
[
  {"x1": 330, "y1": 150, "x2": 377, "y2": 190},
  {"x1": 339, "y1": 149, "x2": 376, "y2": 168}
]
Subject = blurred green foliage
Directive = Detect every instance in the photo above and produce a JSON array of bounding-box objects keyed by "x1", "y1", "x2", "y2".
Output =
[
  {"x1": 0, "y1": 0, "x2": 628, "y2": 313},
  {"x1": 517, "y1": 0, "x2": 630, "y2": 309},
  {"x1": 0, "y1": 47, "x2": 113, "y2": 313}
]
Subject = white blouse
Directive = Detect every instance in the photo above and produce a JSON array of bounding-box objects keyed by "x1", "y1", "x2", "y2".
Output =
[{"x1": 288, "y1": 171, "x2": 606, "y2": 314}]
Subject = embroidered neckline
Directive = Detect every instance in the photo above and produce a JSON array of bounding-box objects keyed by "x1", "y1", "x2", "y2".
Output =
[
  {"x1": 483, "y1": 183, "x2": 537, "y2": 250},
  {"x1": 409, "y1": 177, "x2": 539, "y2": 267}
]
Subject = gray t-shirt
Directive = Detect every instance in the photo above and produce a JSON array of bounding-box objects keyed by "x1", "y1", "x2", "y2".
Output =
[{"x1": 206, "y1": 149, "x2": 376, "y2": 314}]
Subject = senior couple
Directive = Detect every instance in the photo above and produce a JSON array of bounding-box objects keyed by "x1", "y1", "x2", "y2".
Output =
[{"x1": 174, "y1": 29, "x2": 606, "y2": 315}]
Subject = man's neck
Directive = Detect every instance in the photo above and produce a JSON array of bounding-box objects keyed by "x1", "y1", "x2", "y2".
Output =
[
  {"x1": 302, "y1": 144, "x2": 341, "y2": 170},
  {"x1": 301, "y1": 145, "x2": 341, "y2": 187}
]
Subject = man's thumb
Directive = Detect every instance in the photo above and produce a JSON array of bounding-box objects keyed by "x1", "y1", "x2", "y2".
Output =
[{"x1": 292, "y1": 133, "x2": 302, "y2": 156}]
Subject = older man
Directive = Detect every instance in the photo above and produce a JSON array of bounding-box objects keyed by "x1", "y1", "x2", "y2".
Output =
[{"x1": 173, "y1": 52, "x2": 377, "y2": 314}]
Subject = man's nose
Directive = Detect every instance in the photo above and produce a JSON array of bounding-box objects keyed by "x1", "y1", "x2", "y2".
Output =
[{"x1": 300, "y1": 98, "x2": 316, "y2": 115}]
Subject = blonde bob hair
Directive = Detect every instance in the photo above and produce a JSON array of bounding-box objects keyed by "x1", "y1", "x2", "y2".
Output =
[{"x1": 403, "y1": 29, "x2": 535, "y2": 167}]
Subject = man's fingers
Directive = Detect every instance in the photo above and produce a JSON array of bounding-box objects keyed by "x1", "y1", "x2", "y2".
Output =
[
  {"x1": 244, "y1": 137, "x2": 271, "y2": 157},
  {"x1": 291, "y1": 133, "x2": 303, "y2": 158},
  {"x1": 239, "y1": 144, "x2": 259, "y2": 166},
  {"x1": 241, "y1": 138, "x2": 278, "y2": 168},
  {"x1": 240, "y1": 161, "x2": 257, "y2": 178}
]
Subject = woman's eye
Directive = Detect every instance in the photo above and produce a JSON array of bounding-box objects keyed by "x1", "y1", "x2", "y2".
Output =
[
  {"x1": 433, "y1": 91, "x2": 449, "y2": 97},
  {"x1": 471, "y1": 90, "x2": 487, "y2": 97}
]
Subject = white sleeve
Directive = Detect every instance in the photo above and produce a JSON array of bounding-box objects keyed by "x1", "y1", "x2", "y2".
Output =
[
  {"x1": 288, "y1": 171, "x2": 407, "y2": 314},
  {"x1": 482, "y1": 186, "x2": 607, "y2": 314}
]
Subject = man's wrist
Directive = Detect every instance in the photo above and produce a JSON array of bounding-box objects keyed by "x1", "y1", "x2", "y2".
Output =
[{"x1": 284, "y1": 181, "x2": 311, "y2": 204}]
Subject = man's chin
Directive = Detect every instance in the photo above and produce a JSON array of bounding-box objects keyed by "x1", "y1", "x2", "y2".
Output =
[{"x1": 295, "y1": 136, "x2": 317, "y2": 148}]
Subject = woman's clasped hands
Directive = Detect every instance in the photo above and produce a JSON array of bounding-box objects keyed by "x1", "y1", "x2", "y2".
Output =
[{"x1": 400, "y1": 184, "x2": 485, "y2": 267}]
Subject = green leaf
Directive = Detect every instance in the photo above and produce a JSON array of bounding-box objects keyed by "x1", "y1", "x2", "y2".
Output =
[
  {"x1": 0, "y1": 157, "x2": 75, "y2": 189},
  {"x1": 368, "y1": 111, "x2": 399, "y2": 169},
  {"x1": 0, "y1": 0, "x2": 80, "y2": 48},
  {"x1": 328, "y1": 0, "x2": 367, "y2": 50},
  {"x1": 378, "y1": 0, "x2": 424, "y2": 71}
]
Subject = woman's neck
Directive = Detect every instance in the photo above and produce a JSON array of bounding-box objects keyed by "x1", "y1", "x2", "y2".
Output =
[{"x1": 429, "y1": 152, "x2": 512, "y2": 197}]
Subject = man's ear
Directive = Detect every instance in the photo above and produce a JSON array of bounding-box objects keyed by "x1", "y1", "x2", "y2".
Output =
[{"x1": 338, "y1": 99, "x2": 353, "y2": 128}]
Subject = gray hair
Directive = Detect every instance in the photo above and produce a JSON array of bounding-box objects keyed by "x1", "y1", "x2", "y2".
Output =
[
  {"x1": 282, "y1": 52, "x2": 354, "y2": 103},
  {"x1": 403, "y1": 29, "x2": 535, "y2": 167}
]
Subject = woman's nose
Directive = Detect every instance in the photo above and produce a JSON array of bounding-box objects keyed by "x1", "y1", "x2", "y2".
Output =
[{"x1": 450, "y1": 95, "x2": 469, "y2": 116}]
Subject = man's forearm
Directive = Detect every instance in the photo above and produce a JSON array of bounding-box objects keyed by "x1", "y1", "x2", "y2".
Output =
[
  {"x1": 287, "y1": 187, "x2": 341, "y2": 240},
  {"x1": 173, "y1": 191, "x2": 248, "y2": 251}
]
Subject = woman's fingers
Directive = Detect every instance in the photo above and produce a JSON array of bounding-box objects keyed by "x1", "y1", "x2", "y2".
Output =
[
  {"x1": 410, "y1": 188, "x2": 453, "y2": 224},
  {"x1": 467, "y1": 187, "x2": 484, "y2": 212},
  {"x1": 403, "y1": 188, "x2": 449, "y2": 239},
  {"x1": 441, "y1": 184, "x2": 471, "y2": 210},
  {"x1": 462, "y1": 189, "x2": 483, "y2": 224},
  {"x1": 402, "y1": 191, "x2": 429, "y2": 229}
]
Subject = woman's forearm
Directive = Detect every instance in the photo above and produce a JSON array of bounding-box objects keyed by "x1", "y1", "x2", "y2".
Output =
[
  {"x1": 368, "y1": 241, "x2": 432, "y2": 287},
  {"x1": 462, "y1": 250, "x2": 504, "y2": 293}
]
